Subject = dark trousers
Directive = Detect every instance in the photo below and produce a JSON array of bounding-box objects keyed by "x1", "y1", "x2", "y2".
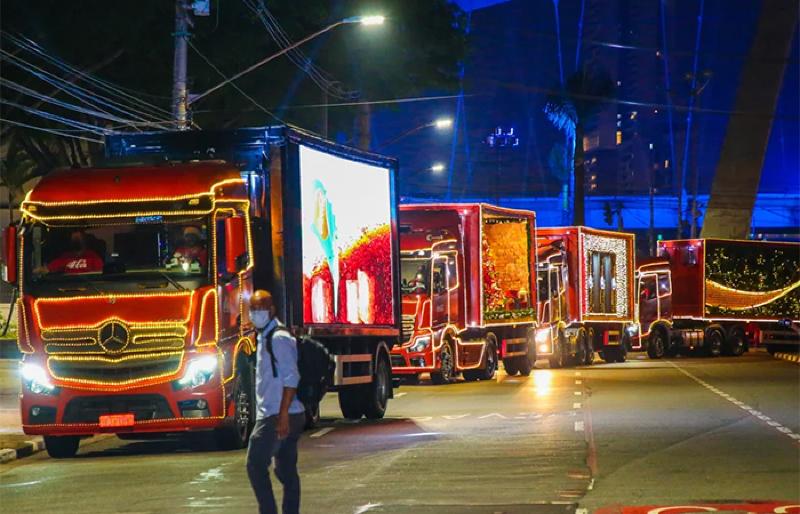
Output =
[{"x1": 246, "y1": 413, "x2": 306, "y2": 514}]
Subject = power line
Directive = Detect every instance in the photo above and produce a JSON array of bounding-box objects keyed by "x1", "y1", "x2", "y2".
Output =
[
  {"x1": 187, "y1": 40, "x2": 284, "y2": 125},
  {"x1": 1, "y1": 99, "x2": 112, "y2": 134},
  {"x1": 0, "y1": 118, "x2": 104, "y2": 144}
]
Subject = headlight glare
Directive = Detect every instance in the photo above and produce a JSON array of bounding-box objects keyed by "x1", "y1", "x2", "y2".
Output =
[
  {"x1": 411, "y1": 336, "x2": 431, "y2": 352},
  {"x1": 21, "y1": 363, "x2": 56, "y2": 394},
  {"x1": 177, "y1": 355, "x2": 218, "y2": 389}
]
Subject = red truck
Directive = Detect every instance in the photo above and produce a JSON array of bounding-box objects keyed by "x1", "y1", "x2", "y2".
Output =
[
  {"x1": 634, "y1": 239, "x2": 800, "y2": 358},
  {"x1": 391, "y1": 204, "x2": 538, "y2": 383},
  {"x1": 535, "y1": 227, "x2": 636, "y2": 366},
  {"x1": 1, "y1": 127, "x2": 401, "y2": 458}
]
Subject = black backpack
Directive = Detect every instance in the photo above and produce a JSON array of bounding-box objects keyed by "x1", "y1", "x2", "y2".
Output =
[{"x1": 264, "y1": 327, "x2": 334, "y2": 406}]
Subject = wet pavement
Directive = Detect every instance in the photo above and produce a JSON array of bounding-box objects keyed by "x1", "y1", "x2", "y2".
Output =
[{"x1": 0, "y1": 352, "x2": 798, "y2": 513}]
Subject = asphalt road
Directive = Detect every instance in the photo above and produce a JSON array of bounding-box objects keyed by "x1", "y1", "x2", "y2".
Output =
[{"x1": 0, "y1": 352, "x2": 798, "y2": 513}]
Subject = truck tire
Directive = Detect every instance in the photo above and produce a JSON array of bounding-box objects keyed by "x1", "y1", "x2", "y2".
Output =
[
  {"x1": 548, "y1": 332, "x2": 567, "y2": 369},
  {"x1": 516, "y1": 351, "x2": 535, "y2": 376},
  {"x1": 647, "y1": 329, "x2": 667, "y2": 359},
  {"x1": 705, "y1": 328, "x2": 724, "y2": 357},
  {"x1": 503, "y1": 358, "x2": 519, "y2": 376},
  {"x1": 338, "y1": 387, "x2": 365, "y2": 419},
  {"x1": 574, "y1": 329, "x2": 591, "y2": 366},
  {"x1": 431, "y1": 340, "x2": 455, "y2": 384},
  {"x1": 363, "y1": 356, "x2": 391, "y2": 419},
  {"x1": 478, "y1": 337, "x2": 498, "y2": 380},
  {"x1": 215, "y1": 360, "x2": 255, "y2": 450},
  {"x1": 724, "y1": 326, "x2": 747, "y2": 357},
  {"x1": 582, "y1": 329, "x2": 595, "y2": 366},
  {"x1": 44, "y1": 435, "x2": 80, "y2": 458}
]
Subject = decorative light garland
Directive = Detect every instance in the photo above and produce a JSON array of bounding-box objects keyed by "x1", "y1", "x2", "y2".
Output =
[{"x1": 581, "y1": 232, "x2": 630, "y2": 318}]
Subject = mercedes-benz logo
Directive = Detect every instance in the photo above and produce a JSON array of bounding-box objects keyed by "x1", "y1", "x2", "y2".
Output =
[{"x1": 98, "y1": 321, "x2": 129, "y2": 354}]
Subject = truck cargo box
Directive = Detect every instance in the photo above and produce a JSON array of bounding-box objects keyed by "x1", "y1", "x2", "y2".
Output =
[
  {"x1": 537, "y1": 226, "x2": 635, "y2": 324},
  {"x1": 659, "y1": 239, "x2": 800, "y2": 321}
]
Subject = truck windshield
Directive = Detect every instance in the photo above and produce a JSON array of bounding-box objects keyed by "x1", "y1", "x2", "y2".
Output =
[
  {"x1": 401, "y1": 258, "x2": 430, "y2": 295},
  {"x1": 23, "y1": 217, "x2": 211, "y2": 295}
]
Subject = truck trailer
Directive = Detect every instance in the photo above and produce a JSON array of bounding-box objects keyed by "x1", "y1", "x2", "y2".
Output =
[
  {"x1": 1, "y1": 127, "x2": 401, "y2": 458},
  {"x1": 535, "y1": 226, "x2": 636, "y2": 366},
  {"x1": 634, "y1": 239, "x2": 800, "y2": 358},
  {"x1": 391, "y1": 203, "x2": 538, "y2": 383}
]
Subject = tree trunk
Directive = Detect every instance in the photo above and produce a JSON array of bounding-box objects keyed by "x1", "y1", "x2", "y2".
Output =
[{"x1": 572, "y1": 123, "x2": 585, "y2": 225}]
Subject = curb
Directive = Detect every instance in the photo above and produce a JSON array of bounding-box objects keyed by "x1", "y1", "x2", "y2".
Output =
[
  {"x1": 774, "y1": 352, "x2": 800, "y2": 365},
  {"x1": 0, "y1": 438, "x2": 44, "y2": 464}
]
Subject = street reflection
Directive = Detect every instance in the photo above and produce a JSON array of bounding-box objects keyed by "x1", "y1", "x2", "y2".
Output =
[{"x1": 533, "y1": 369, "x2": 553, "y2": 397}]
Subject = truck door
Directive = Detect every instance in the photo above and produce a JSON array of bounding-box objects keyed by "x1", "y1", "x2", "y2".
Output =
[
  {"x1": 638, "y1": 274, "x2": 658, "y2": 333},
  {"x1": 214, "y1": 209, "x2": 252, "y2": 347},
  {"x1": 446, "y1": 253, "x2": 461, "y2": 323},
  {"x1": 657, "y1": 272, "x2": 672, "y2": 320},
  {"x1": 431, "y1": 257, "x2": 449, "y2": 328}
]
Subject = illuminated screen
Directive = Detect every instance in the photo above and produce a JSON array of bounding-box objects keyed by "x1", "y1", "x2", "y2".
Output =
[{"x1": 299, "y1": 145, "x2": 395, "y2": 325}]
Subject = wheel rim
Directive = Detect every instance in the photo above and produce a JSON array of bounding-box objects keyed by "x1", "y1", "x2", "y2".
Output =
[
  {"x1": 486, "y1": 344, "x2": 497, "y2": 375},
  {"x1": 654, "y1": 334, "x2": 665, "y2": 357},
  {"x1": 441, "y1": 344, "x2": 453, "y2": 380},
  {"x1": 710, "y1": 333, "x2": 722, "y2": 356},
  {"x1": 731, "y1": 333, "x2": 745, "y2": 354},
  {"x1": 234, "y1": 379, "x2": 250, "y2": 439}
]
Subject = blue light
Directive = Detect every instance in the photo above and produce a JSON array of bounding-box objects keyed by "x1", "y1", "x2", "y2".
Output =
[{"x1": 136, "y1": 215, "x2": 163, "y2": 224}]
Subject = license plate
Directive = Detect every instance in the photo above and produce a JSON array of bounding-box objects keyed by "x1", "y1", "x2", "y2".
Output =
[{"x1": 99, "y1": 413, "x2": 135, "y2": 427}]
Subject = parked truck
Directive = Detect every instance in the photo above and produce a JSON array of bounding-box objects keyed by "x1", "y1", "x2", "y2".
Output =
[
  {"x1": 1, "y1": 127, "x2": 401, "y2": 458},
  {"x1": 534, "y1": 227, "x2": 636, "y2": 366},
  {"x1": 634, "y1": 238, "x2": 800, "y2": 358},
  {"x1": 391, "y1": 203, "x2": 538, "y2": 383}
]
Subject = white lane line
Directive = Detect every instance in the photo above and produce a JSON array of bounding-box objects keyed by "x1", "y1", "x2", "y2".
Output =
[
  {"x1": 574, "y1": 391, "x2": 582, "y2": 396},
  {"x1": 575, "y1": 371, "x2": 582, "y2": 376},
  {"x1": 573, "y1": 402, "x2": 582, "y2": 409},
  {"x1": 668, "y1": 361, "x2": 800, "y2": 443},
  {"x1": 575, "y1": 379, "x2": 583, "y2": 385},
  {"x1": 574, "y1": 421, "x2": 585, "y2": 432},
  {"x1": 394, "y1": 392, "x2": 407, "y2": 398},
  {"x1": 310, "y1": 427, "x2": 335, "y2": 439}
]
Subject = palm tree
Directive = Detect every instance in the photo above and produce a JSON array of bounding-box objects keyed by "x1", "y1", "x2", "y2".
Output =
[
  {"x1": 1, "y1": 137, "x2": 38, "y2": 224},
  {"x1": 544, "y1": 65, "x2": 614, "y2": 225}
]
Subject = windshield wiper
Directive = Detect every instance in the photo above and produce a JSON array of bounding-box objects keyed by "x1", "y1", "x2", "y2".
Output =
[{"x1": 158, "y1": 272, "x2": 185, "y2": 291}]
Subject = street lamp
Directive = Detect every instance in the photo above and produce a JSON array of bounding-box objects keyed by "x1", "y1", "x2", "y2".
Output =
[
  {"x1": 189, "y1": 15, "x2": 385, "y2": 106},
  {"x1": 431, "y1": 163, "x2": 445, "y2": 173},
  {"x1": 377, "y1": 117, "x2": 454, "y2": 151}
]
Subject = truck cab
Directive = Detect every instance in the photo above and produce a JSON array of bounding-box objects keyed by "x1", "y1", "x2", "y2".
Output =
[{"x1": 633, "y1": 259, "x2": 674, "y2": 358}]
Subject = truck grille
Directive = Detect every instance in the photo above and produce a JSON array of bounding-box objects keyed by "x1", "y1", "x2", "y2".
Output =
[
  {"x1": 48, "y1": 352, "x2": 183, "y2": 386},
  {"x1": 62, "y1": 394, "x2": 174, "y2": 423},
  {"x1": 402, "y1": 315, "x2": 416, "y2": 341},
  {"x1": 43, "y1": 324, "x2": 186, "y2": 355}
]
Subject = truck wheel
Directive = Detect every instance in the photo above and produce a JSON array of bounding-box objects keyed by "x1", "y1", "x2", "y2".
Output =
[
  {"x1": 44, "y1": 435, "x2": 80, "y2": 458},
  {"x1": 582, "y1": 329, "x2": 595, "y2": 366},
  {"x1": 724, "y1": 326, "x2": 747, "y2": 357},
  {"x1": 338, "y1": 387, "x2": 365, "y2": 419},
  {"x1": 705, "y1": 328, "x2": 724, "y2": 357},
  {"x1": 548, "y1": 334, "x2": 566, "y2": 369},
  {"x1": 517, "y1": 352, "x2": 534, "y2": 376},
  {"x1": 647, "y1": 329, "x2": 667, "y2": 359},
  {"x1": 431, "y1": 341, "x2": 455, "y2": 384},
  {"x1": 503, "y1": 358, "x2": 519, "y2": 376},
  {"x1": 363, "y1": 357, "x2": 390, "y2": 419},
  {"x1": 215, "y1": 361, "x2": 255, "y2": 450},
  {"x1": 479, "y1": 337, "x2": 498, "y2": 380}
]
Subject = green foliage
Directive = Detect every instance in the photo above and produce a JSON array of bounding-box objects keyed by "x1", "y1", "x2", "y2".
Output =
[{"x1": 484, "y1": 308, "x2": 535, "y2": 322}]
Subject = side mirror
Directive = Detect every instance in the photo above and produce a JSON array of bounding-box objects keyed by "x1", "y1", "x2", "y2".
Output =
[
  {"x1": 2, "y1": 225, "x2": 17, "y2": 285},
  {"x1": 224, "y1": 216, "x2": 247, "y2": 275}
]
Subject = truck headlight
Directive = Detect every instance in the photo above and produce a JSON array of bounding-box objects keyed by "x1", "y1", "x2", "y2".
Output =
[
  {"x1": 411, "y1": 336, "x2": 431, "y2": 352},
  {"x1": 176, "y1": 355, "x2": 217, "y2": 389},
  {"x1": 626, "y1": 325, "x2": 638, "y2": 335},
  {"x1": 21, "y1": 363, "x2": 56, "y2": 395}
]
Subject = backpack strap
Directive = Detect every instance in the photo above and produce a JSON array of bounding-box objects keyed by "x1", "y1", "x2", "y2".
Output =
[{"x1": 264, "y1": 326, "x2": 292, "y2": 378}]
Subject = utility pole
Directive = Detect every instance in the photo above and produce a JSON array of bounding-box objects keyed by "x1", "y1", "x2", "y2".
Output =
[{"x1": 172, "y1": 0, "x2": 191, "y2": 130}]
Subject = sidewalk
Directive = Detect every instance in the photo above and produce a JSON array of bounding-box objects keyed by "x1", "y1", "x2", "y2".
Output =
[{"x1": 0, "y1": 359, "x2": 44, "y2": 463}]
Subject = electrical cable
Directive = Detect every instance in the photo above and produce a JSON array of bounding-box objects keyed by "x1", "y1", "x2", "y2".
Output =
[
  {"x1": 1, "y1": 99, "x2": 112, "y2": 134},
  {"x1": 0, "y1": 118, "x2": 104, "y2": 144}
]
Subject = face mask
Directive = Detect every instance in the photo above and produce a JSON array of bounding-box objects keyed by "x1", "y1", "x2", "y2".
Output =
[{"x1": 251, "y1": 310, "x2": 271, "y2": 329}]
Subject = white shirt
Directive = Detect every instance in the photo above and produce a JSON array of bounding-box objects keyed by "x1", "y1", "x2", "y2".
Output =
[{"x1": 255, "y1": 319, "x2": 305, "y2": 419}]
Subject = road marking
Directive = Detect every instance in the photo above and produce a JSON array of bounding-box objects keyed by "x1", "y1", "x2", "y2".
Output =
[
  {"x1": 310, "y1": 427, "x2": 335, "y2": 438},
  {"x1": 354, "y1": 502, "x2": 383, "y2": 514},
  {"x1": 668, "y1": 361, "x2": 800, "y2": 443},
  {"x1": 394, "y1": 392, "x2": 407, "y2": 398},
  {"x1": 442, "y1": 414, "x2": 470, "y2": 420},
  {"x1": 574, "y1": 421, "x2": 585, "y2": 432},
  {"x1": 575, "y1": 379, "x2": 583, "y2": 385},
  {"x1": 575, "y1": 371, "x2": 582, "y2": 376},
  {"x1": 478, "y1": 413, "x2": 507, "y2": 419},
  {"x1": 411, "y1": 416, "x2": 432, "y2": 422},
  {"x1": 574, "y1": 391, "x2": 582, "y2": 396},
  {"x1": 573, "y1": 402, "x2": 582, "y2": 409}
]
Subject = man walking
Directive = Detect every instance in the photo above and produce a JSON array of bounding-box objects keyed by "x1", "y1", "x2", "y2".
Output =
[{"x1": 247, "y1": 290, "x2": 306, "y2": 514}]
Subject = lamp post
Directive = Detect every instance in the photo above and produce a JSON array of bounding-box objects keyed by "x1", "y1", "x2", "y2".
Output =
[
  {"x1": 181, "y1": 14, "x2": 385, "y2": 125},
  {"x1": 376, "y1": 117, "x2": 453, "y2": 151}
]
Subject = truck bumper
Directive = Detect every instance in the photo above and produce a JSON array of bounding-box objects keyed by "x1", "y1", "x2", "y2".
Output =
[
  {"x1": 21, "y1": 375, "x2": 229, "y2": 437},
  {"x1": 389, "y1": 346, "x2": 437, "y2": 375}
]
